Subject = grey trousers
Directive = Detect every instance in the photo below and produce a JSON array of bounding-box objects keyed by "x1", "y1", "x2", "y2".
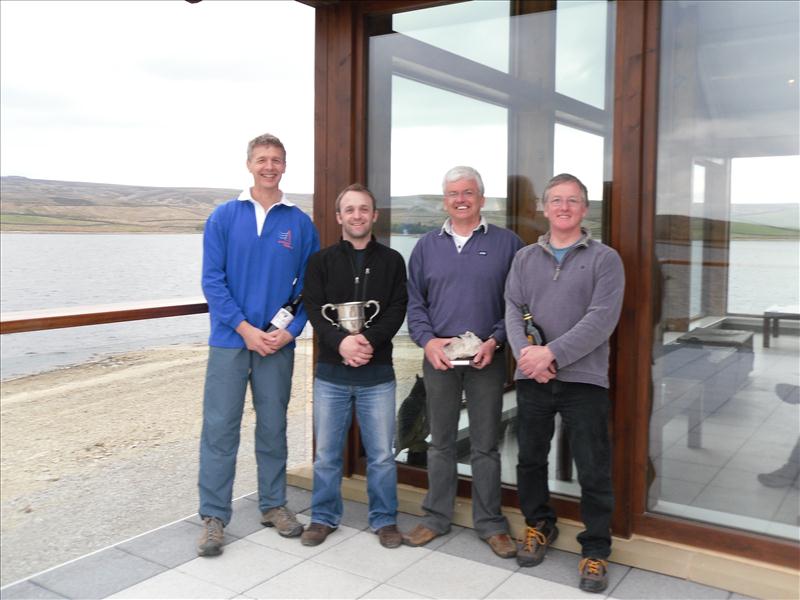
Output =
[{"x1": 421, "y1": 350, "x2": 510, "y2": 539}]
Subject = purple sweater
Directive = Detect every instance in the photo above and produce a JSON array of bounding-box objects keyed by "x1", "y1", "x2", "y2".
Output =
[
  {"x1": 407, "y1": 223, "x2": 524, "y2": 348},
  {"x1": 504, "y1": 229, "x2": 625, "y2": 388}
]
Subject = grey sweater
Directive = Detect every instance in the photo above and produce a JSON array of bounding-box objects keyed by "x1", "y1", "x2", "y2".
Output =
[{"x1": 504, "y1": 229, "x2": 625, "y2": 388}]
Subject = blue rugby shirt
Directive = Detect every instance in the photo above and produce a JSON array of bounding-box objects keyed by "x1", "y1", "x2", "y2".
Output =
[{"x1": 202, "y1": 195, "x2": 320, "y2": 348}]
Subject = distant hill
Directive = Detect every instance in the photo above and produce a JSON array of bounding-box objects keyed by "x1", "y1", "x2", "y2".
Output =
[
  {"x1": 0, "y1": 176, "x2": 312, "y2": 233},
  {"x1": 2, "y1": 176, "x2": 797, "y2": 239}
]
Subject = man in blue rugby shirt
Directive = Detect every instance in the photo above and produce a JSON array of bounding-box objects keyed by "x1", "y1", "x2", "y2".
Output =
[
  {"x1": 197, "y1": 133, "x2": 320, "y2": 557},
  {"x1": 404, "y1": 166, "x2": 524, "y2": 560}
]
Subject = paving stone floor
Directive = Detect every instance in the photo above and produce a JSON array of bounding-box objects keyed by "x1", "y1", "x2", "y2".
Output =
[{"x1": 0, "y1": 486, "x2": 750, "y2": 599}]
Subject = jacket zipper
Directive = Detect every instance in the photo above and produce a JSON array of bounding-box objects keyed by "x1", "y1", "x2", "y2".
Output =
[
  {"x1": 362, "y1": 267, "x2": 370, "y2": 301},
  {"x1": 346, "y1": 250, "x2": 367, "y2": 300}
]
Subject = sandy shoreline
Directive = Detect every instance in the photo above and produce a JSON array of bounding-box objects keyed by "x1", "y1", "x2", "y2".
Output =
[{"x1": 0, "y1": 342, "x2": 315, "y2": 586}]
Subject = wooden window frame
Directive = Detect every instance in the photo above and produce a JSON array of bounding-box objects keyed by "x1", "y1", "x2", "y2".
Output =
[{"x1": 309, "y1": 0, "x2": 799, "y2": 568}]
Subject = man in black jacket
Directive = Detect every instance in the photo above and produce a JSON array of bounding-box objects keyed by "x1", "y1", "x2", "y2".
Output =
[{"x1": 302, "y1": 183, "x2": 408, "y2": 548}]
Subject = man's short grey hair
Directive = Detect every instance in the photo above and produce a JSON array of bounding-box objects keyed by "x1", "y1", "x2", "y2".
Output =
[
  {"x1": 542, "y1": 173, "x2": 589, "y2": 207},
  {"x1": 247, "y1": 133, "x2": 286, "y2": 162},
  {"x1": 442, "y1": 166, "x2": 485, "y2": 196}
]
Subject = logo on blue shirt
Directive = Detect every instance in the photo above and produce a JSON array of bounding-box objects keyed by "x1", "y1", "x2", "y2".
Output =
[{"x1": 278, "y1": 230, "x2": 293, "y2": 250}]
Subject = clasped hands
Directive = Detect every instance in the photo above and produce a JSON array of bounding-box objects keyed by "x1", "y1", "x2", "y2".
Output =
[
  {"x1": 518, "y1": 344, "x2": 557, "y2": 383},
  {"x1": 424, "y1": 337, "x2": 497, "y2": 371},
  {"x1": 339, "y1": 334, "x2": 373, "y2": 367},
  {"x1": 237, "y1": 321, "x2": 294, "y2": 357}
]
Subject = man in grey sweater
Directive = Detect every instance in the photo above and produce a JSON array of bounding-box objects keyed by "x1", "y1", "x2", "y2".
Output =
[{"x1": 504, "y1": 173, "x2": 625, "y2": 593}]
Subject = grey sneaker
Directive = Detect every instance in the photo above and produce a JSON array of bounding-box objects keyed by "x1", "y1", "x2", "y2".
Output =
[
  {"x1": 197, "y1": 516, "x2": 224, "y2": 557},
  {"x1": 261, "y1": 506, "x2": 304, "y2": 537}
]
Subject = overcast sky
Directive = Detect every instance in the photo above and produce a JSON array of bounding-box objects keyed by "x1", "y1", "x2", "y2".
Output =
[{"x1": 0, "y1": 0, "x2": 315, "y2": 192}]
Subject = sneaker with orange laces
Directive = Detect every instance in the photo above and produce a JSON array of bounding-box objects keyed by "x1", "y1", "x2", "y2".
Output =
[
  {"x1": 516, "y1": 520, "x2": 558, "y2": 567},
  {"x1": 579, "y1": 557, "x2": 609, "y2": 593}
]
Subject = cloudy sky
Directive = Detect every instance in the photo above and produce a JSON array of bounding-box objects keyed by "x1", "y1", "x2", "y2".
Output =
[{"x1": 0, "y1": 0, "x2": 315, "y2": 192}]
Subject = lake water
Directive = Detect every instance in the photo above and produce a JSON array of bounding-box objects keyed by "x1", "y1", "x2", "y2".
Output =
[
  {"x1": 1, "y1": 233, "x2": 798, "y2": 379},
  {"x1": 1, "y1": 234, "x2": 207, "y2": 379}
]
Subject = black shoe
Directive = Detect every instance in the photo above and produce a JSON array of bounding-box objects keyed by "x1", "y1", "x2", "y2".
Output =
[
  {"x1": 516, "y1": 520, "x2": 558, "y2": 567},
  {"x1": 579, "y1": 557, "x2": 609, "y2": 593}
]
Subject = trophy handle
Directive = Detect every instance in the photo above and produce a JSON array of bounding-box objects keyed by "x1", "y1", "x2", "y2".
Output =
[
  {"x1": 363, "y1": 300, "x2": 380, "y2": 328},
  {"x1": 321, "y1": 304, "x2": 338, "y2": 328}
]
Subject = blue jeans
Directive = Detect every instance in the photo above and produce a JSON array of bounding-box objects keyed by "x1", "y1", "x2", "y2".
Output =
[
  {"x1": 311, "y1": 377, "x2": 398, "y2": 530},
  {"x1": 198, "y1": 346, "x2": 294, "y2": 525}
]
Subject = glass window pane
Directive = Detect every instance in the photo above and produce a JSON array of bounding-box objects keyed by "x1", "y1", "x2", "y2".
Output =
[
  {"x1": 555, "y1": 0, "x2": 609, "y2": 108},
  {"x1": 369, "y1": 1, "x2": 616, "y2": 499},
  {"x1": 553, "y1": 123, "x2": 605, "y2": 240},
  {"x1": 650, "y1": 0, "x2": 799, "y2": 541},
  {"x1": 392, "y1": 1, "x2": 510, "y2": 73}
]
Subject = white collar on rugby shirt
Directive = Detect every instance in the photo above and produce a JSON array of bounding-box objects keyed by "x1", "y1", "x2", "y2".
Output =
[{"x1": 237, "y1": 188, "x2": 295, "y2": 236}]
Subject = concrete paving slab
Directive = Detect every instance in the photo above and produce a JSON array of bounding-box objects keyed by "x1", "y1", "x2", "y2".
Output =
[
  {"x1": 387, "y1": 551, "x2": 512, "y2": 599},
  {"x1": 359, "y1": 583, "x2": 432, "y2": 599},
  {"x1": 488, "y1": 571, "x2": 601, "y2": 599},
  {"x1": 117, "y1": 520, "x2": 205, "y2": 569},
  {"x1": 610, "y1": 569, "x2": 729, "y2": 599},
  {"x1": 31, "y1": 548, "x2": 165, "y2": 600},
  {"x1": 436, "y1": 529, "x2": 519, "y2": 572},
  {"x1": 313, "y1": 531, "x2": 430, "y2": 582},
  {"x1": 245, "y1": 514, "x2": 360, "y2": 558},
  {"x1": 512, "y1": 547, "x2": 629, "y2": 593},
  {"x1": 176, "y1": 539, "x2": 302, "y2": 594},
  {"x1": 108, "y1": 569, "x2": 237, "y2": 599},
  {"x1": 244, "y1": 560, "x2": 377, "y2": 599},
  {"x1": 0, "y1": 581, "x2": 66, "y2": 599}
]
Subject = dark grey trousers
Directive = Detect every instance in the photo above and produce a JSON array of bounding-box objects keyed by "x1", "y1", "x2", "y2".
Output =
[{"x1": 420, "y1": 350, "x2": 509, "y2": 538}]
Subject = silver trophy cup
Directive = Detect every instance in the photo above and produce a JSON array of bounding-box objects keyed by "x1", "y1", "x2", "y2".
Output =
[{"x1": 321, "y1": 300, "x2": 380, "y2": 334}]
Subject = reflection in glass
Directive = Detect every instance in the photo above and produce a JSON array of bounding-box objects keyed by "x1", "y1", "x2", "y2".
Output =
[
  {"x1": 555, "y1": 0, "x2": 609, "y2": 109},
  {"x1": 553, "y1": 123, "x2": 605, "y2": 240},
  {"x1": 369, "y1": 1, "x2": 616, "y2": 501},
  {"x1": 392, "y1": 1, "x2": 510, "y2": 73},
  {"x1": 649, "y1": 0, "x2": 799, "y2": 541}
]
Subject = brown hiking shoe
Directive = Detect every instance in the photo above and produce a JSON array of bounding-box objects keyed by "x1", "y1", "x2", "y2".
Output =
[
  {"x1": 484, "y1": 533, "x2": 517, "y2": 558},
  {"x1": 261, "y1": 506, "x2": 304, "y2": 538},
  {"x1": 197, "y1": 516, "x2": 224, "y2": 557},
  {"x1": 579, "y1": 557, "x2": 609, "y2": 593},
  {"x1": 376, "y1": 525, "x2": 403, "y2": 549},
  {"x1": 402, "y1": 524, "x2": 441, "y2": 547},
  {"x1": 516, "y1": 520, "x2": 558, "y2": 567},
  {"x1": 300, "y1": 522, "x2": 336, "y2": 546}
]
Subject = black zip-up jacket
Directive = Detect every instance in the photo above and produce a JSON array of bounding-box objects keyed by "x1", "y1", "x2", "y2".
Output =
[{"x1": 303, "y1": 236, "x2": 408, "y2": 367}]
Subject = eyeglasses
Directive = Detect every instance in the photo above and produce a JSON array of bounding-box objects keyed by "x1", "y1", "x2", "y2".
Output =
[{"x1": 547, "y1": 197, "x2": 583, "y2": 207}]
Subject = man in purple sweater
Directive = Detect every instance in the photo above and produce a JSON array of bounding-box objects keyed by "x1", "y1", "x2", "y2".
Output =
[
  {"x1": 504, "y1": 173, "x2": 625, "y2": 593},
  {"x1": 404, "y1": 166, "x2": 524, "y2": 559}
]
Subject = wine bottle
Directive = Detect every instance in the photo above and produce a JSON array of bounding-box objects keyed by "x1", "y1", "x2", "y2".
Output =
[
  {"x1": 521, "y1": 304, "x2": 546, "y2": 346},
  {"x1": 266, "y1": 293, "x2": 303, "y2": 332}
]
